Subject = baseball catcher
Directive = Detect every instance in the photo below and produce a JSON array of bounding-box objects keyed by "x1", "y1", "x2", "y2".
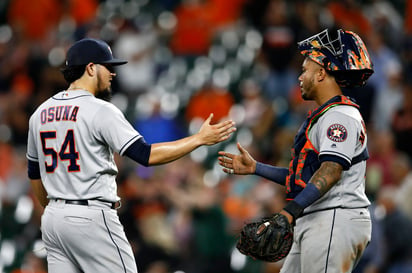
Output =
[
  {"x1": 236, "y1": 213, "x2": 293, "y2": 262},
  {"x1": 220, "y1": 28, "x2": 373, "y2": 271}
]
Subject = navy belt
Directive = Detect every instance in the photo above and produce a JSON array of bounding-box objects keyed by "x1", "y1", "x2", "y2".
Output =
[{"x1": 59, "y1": 199, "x2": 117, "y2": 209}]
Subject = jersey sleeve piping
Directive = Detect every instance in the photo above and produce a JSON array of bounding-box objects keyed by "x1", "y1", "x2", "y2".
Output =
[
  {"x1": 26, "y1": 153, "x2": 38, "y2": 162},
  {"x1": 319, "y1": 150, "x2": 351, "y2": 162},
  {"x1": 119, "y1": 135, "x2": 142, "y2": 155},
  {"x1": 319, "y1": 153, "x2": 351, "y2": 170}
]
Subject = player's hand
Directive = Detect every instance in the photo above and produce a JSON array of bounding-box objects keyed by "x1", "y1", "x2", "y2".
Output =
[
  {"x1": 218, "y1": 142, "x2": 256, "y2": 175},
  {"x1": 198, "y1": 113, "x2": 236, "y2": 145}
]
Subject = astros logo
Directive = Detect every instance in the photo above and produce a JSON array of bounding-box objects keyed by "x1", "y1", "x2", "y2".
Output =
[{"x1": 327, "y1": 124, "x2": 347, "y2": 142}]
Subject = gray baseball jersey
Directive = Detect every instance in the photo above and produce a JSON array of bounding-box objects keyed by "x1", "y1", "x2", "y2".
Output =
[
  {"x1": 305, "y1": 105, "x2": 370, "y2": 213},
  {"x1": 27, "y1": 89, "x2": 141, "y2": 202}
]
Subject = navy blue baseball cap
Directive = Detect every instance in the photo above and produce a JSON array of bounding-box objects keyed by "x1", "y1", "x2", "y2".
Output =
[{"x1": 66, "y1": 38, "x2": 127, "y2": 66}]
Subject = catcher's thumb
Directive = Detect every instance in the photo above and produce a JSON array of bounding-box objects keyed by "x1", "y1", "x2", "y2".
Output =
[
  {"x1": 237, "y1": 142, "x2": 246, "y2": 154},
  {"x1": 256, "y1": 221, "x2": 270, "y2": 235}
]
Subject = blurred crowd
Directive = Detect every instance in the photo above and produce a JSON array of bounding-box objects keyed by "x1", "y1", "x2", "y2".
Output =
[{"x1": 1, "y1": 0, "x2": 412, "y2": 272}]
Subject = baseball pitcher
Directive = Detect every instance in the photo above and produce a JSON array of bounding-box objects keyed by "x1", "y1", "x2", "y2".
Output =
[{"x1": 27, "y1": 38, "x2": 236, "y2": 273}]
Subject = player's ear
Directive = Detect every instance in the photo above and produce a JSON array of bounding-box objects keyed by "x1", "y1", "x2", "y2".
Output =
[
  {"x1": 85, "y1": 62, "x2": 96, "y2": 76},
  {"x1": 317, "y1": 67, "x2": 327, "y2": 82}
]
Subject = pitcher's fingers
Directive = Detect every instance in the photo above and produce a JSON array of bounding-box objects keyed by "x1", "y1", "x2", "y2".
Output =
[
  {"x1": 218, "y1": 126, "x2": 236, "y2": 138},
  {"x1": 216, "y1": 134, "x2": 230, "y2": 142},
  {"x1": 216, "y1": 120, "x2": 236, "y2": 129}
]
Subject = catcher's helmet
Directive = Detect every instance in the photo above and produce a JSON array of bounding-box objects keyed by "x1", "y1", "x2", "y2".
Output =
[{"x1": 298, "y1": 29, "x2": 374, "y2": 88}]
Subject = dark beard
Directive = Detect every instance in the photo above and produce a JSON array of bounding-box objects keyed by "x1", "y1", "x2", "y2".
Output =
[
  {"x1": 95, "y1": 88, "x2": 112, "y2": 102},
  {"x1": 301, "y1": 79, "x2": 315, "y2": 101},
  {"x1": 301, "y1": 92, "x2": 310, "y2": 101}
]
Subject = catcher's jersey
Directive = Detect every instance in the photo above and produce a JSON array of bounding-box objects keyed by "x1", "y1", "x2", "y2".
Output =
[
  {"x1": 26, "y1": 90, "x2": 141, "y2": 202},
  {"x1": 306, "y1": 104, "x2": 370, "y2": 212}
]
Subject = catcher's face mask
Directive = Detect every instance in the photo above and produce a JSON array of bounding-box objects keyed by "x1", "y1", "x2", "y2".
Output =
[{"x1": 298, "y1": 29, "x2": 374, "y2": 88}]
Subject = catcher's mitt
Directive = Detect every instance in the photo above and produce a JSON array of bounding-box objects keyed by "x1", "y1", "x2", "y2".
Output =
[{"x1": 236, "y1": 213, "x2": 293, "y2": 262}]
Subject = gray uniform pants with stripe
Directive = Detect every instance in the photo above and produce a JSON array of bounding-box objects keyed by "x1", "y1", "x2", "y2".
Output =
[
  {"x1": 41, "y1": 199, "x2": 137, "y2": 273},
  {"x1": 280, "y1": 207, "x2": 371, "y2": 273}
]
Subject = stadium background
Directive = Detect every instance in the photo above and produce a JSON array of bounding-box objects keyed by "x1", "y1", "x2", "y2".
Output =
[{"x1": 0, "y1": 0, "x2": 412, "y2": 272}]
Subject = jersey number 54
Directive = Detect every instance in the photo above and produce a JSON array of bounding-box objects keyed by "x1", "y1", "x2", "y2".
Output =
[{"x1": 40, "y1": 130, "x2": 80, "y2": 173}]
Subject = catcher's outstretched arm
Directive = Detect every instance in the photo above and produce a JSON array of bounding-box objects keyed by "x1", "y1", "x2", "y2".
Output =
[
  {"x1": 218, "y1": 142, "x2": 288, "y2": 185},
  {"x1": 218, "y1": 142, "x2": 256, "y2": 175},
  {"x1": 255, "y1": 162, "x2": 288, "y2": 185}
]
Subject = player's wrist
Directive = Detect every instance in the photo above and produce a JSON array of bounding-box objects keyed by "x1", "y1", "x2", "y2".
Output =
[
  {"x1": 255, "y1": 161, "x2": 267, "y2": 175},
  {"x1": 283, "y1": 201, "x2": 304, "y2": 224},
  {"x1": 251, "y1": 160, "x2": 257, "y2": 174},
  {"x1": 284, "y1": 183, "x2": 322, "y2": 223},
  {"x1": 192, "y1": 132, "x2": 205, "y2": 147}
]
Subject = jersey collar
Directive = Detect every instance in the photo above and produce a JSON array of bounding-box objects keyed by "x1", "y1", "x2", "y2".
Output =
[{"x1": 54, "y1": 89, "x2": 94, "y2": 100}]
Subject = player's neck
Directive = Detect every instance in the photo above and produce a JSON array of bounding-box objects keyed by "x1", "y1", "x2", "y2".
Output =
[
  {"x1": 315, "y1": 81, "x2": 342, "y2": 106},
  {"x1": 68, "y1": 86, "x2": 87, "y2": 91},
  {"x1": 67, "y1": 81, "x2": 95, "y2": 95}
]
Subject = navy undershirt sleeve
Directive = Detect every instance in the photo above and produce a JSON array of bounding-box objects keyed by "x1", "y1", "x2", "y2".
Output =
[
  {"x1": 294, "y1": 183, "x2": 322, "y2": 208},
  {"x1": 284, "y1": 183, "x2": 322, "y2": 221},
  {"x1": 254, "y1": 162, "x2": 288, "y2": 185},
  {"x1": 124, "y1": 137, "x2": 152, "y2": 166},
  {"x1": 28, "y1": 160, "x2": 41, "y2": 179}
]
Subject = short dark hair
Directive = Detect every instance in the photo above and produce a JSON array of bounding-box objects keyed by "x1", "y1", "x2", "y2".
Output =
[{"x1": 61, "y1": 65, "x2": 86, "y2": 84}]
